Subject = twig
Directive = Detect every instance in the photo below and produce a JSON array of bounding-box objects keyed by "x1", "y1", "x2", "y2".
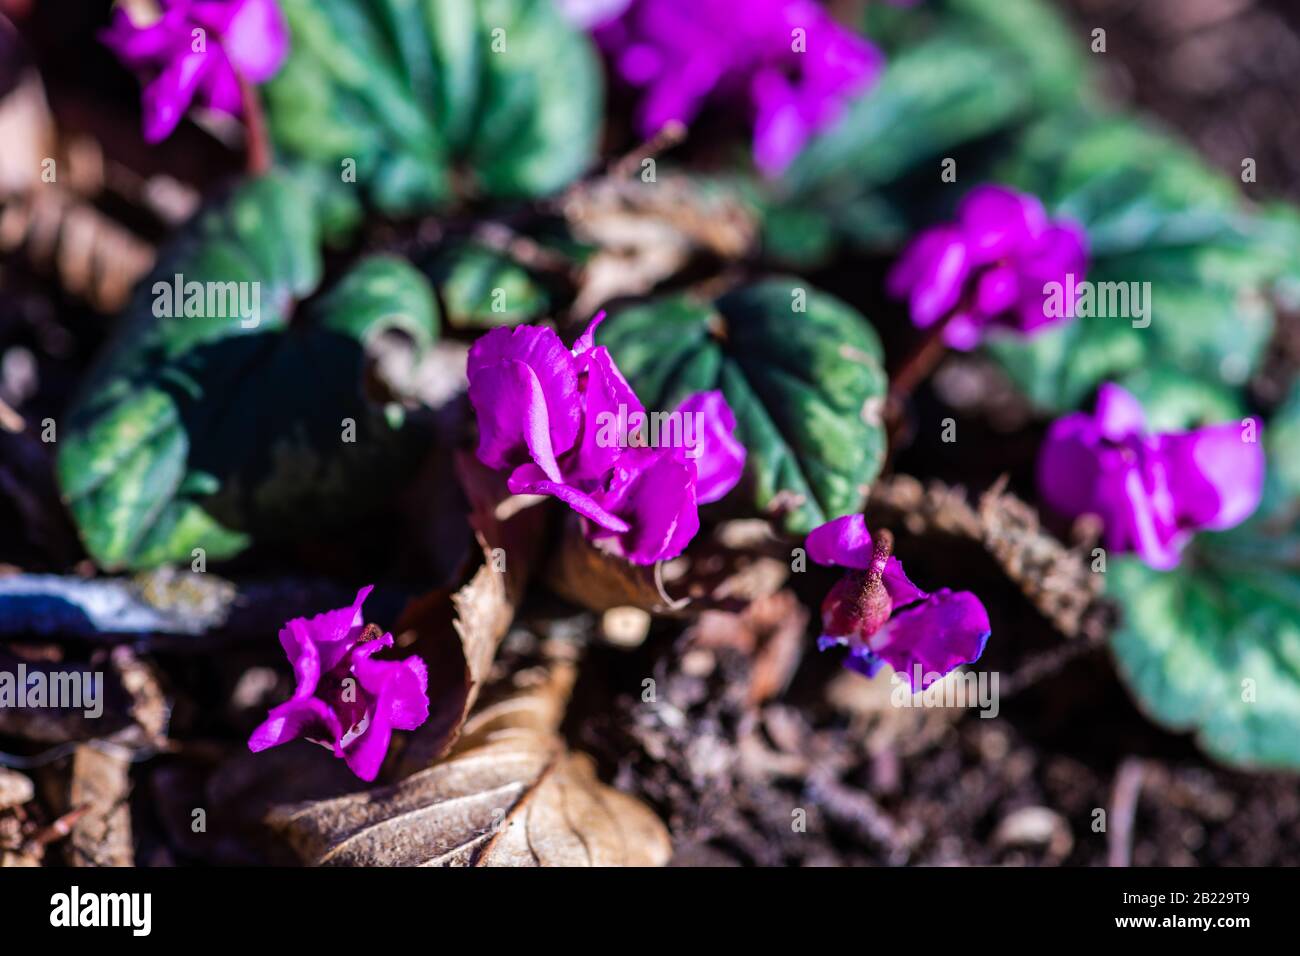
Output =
[
  {"x1": 0, "y1": 395, "x2": 23, "y2": 433},
  {"x1": 607, "y1": 121, "x2": 687, "y2": 181},
  {"x1": 1107, "y1": 757, "x2": 1146, "y2": 867}
]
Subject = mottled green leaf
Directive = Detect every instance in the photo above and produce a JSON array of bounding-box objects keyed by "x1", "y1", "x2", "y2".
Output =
[
  {"x1": 425, "y1": 241, "x2": 549, "y2": 328},
  {"x1": 58, "y1": 175, "x2": 440, "y2": 571},
  {"x1": 266, "y1": 0, "x2": 602, "y2": 215},
  {"x1": 1109, "y1": 511, "x2": 1300, "y2": 770},
  {"x1": 600, "y1": 278, "x2": 888, "y2": 535}
]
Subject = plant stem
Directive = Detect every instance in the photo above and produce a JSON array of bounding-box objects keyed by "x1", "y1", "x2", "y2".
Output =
[
  {"x1": 888, "y1": 309, "x2": 958, "y2": 404},
  {"x1": 238, "y1": 73, "x2": 270, "y2": 176}
]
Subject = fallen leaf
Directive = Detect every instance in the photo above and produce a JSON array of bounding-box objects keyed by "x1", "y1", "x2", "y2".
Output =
[
  {"x1": 65, "y1": 744, "x2": 133, "y2": 867},
  {"x1": 545, "y1": 513, "x2": 789, "y2": 616},
  {"x1": 269, "y1": 659, "x2": 671, "y2": 867},
  {"x1": 394, "y1": 452, "x2": 548, "y2": 767}
]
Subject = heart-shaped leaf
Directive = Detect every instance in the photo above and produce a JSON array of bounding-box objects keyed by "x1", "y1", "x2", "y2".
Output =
[
  {"x1": 1108, "y1": 512, "x2": 1300, "y2": 770},
  {"x1": 989, "y1": 113, "x2": 1298, "y2": 413},
  {"x1": 57, "y1": 174, "x2": 440, "y2": 570},
  {"x1": 266, "y1": 0, "x2": 602, "y2": 215},
  {"x1": 1108, "y1": 406, "x2": 1300, "y2": 769},
  {"x1": 599, "y1": 278, "x2": 888, "y2": 536}
]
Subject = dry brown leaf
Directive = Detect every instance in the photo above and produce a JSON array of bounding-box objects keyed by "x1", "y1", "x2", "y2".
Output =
[
  {"x1": 562, "y1": 173, "x2": 757, "y2": 318},
  {"x1": 393, "y1": 452, "x2": 549, "y2": 768},
  {"x1": 545, "y1": 513, "x2": 789, "y2": 616},
  {"x1": 269, "y1": 661, "x2": 672, "y2": 867},
  {"x1": 65, "y1": 743, "x2": 133, "y2": 867},
  {"x1": 0, "y1": 66, "x2": 156, "y2": 312}
]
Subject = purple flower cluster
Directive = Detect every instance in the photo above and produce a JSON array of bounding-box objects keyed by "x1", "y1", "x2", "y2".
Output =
[
  {"x1": 586, "y1": 0, "x2": 883, "y2": 175},
  {"x1": 1038, "y1": 383, "x2": 1265, "y2": 570},
  {"x1": 467, "y1": 313, "x2": 745, "y2": 565},
  {"x1": 807, "y1": 515, "x2": 990, "y2": 689},
  {"x1": 101, "y1": 0, "x2": 288, "y2": 143},
  {"x1": 888, "y1": 185, "x2": 1088, "y2": 349},
  {"x1": 248, "y1": 586, "x2": 429, "y2": 782}
]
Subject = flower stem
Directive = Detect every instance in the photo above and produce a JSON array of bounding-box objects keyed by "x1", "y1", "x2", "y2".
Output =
[
  {"x1": 238, "y1": 73, "x2": 270, "y2": 176},
  {"x1": 888, "y1": 310, "x2": 958, "y2": 405}
]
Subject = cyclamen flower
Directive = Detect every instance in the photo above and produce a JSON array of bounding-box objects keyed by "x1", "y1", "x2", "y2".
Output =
[
  {"x1": 466, "y1": 313, "x2": 745, "y2": 565},
  {"x1": 101, "y1": 0, "x2": 289, "y2": 143},
  {"x1": 888, "y1": 184, "x2": 1088, "y2": 349},
  {"x1": 590, "y1": 0, "x2": 882, "y2": 176},
  {"x1": 248, "y1": 586, "x2": 429, "y2": 782},
  {"x1": 808, "y1": 515, "x2": 990, "y2": 690},
  {"x1": 1037, "y1": 383, "x2": 1265, "y2": 571}
]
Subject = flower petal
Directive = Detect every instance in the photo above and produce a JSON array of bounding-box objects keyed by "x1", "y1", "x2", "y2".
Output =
[
  {"x1": 958, "y1": 184, "x2": 1048, "y2": 264},
  {"x1": 590, "y1": 447, "x2": 699, "y2": 564},
  {"x1": 864, "y1": 588, "x2": 991, "y2": 690},
  {"x1": 675, "y1": 390, "x2": 745, "y2": 503},
  {"x1": 1160, "y1": 419, "x2": 1265, "y2": 532},
  {"x1": 247, "y1": 696, "x2": 343, "y2": 753}
]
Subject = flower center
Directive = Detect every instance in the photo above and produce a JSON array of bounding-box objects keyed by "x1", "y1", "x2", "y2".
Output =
[{"x1": 838, "y1": 528, "x2": 895, "y2": 637}]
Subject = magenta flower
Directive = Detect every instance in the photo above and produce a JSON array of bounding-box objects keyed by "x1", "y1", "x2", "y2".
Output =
[
  {"x1": 466, "y1": 313, "x2": 745, "y2": 564},
  {"x1": 591, "y1": 0, "x2": 882, "y2": 176},
  {"x1": 101, "y1": 0, "x2": 288, "y2": 143},
  {"x1": 808, "y1": 515, "x2": 990, "y2": 689},
  {"x1": 888, "y1": 184, "x2": 1088, "y2": 349},
  {"x1": 1038, "y1": 383, "x2": 1265, "y2": 571},
  {"x1": 248, "y1": 586, "x2": 429, "y2": 782}
]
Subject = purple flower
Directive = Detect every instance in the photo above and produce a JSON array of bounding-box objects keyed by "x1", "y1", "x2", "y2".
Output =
[
  {"x1": 591, "y1": 0, "x2": 882, "y2": 176},
  {"x1": 467, "y1": 313, "x2": 746, "y2": 564},
  {"x1": 807, "y1": 515, "x2": 990, "y2": 689},
  {"x1": 101, "y1": 0, "x2": 288, "y2": 143},
  {"x1": 887, "y1": 184, "x2": 1088, "y2": 349},
  {"x1": 248, "y1": 586, "x2": 429, "y2": 782},
  {"x1": 1037, "y1": 383, "x2": 1265, "y2": 570}
]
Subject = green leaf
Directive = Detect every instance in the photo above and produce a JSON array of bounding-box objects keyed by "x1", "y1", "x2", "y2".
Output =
[
  {"x1": 57, "y1": 175, "x2": 440, "y2": 571},
  {"x1": 266, "y1": 0, "x2": 602, "y2": 215},
  {"x1": 1108, "y1": 510, "x2": 1300, "y2": 769},
  {"x1": 425, "y1": 241, "x2": 549, "y2": 328},
  {"x1": 1109, "y1": 390, "x2": 1300, "y2": 769},
  {"x1": 599, "y1": 278, "x2": 888, "y2": 536},
  {"x1": 989, "y1": 113, "x2": 1288, "y2": 413}
]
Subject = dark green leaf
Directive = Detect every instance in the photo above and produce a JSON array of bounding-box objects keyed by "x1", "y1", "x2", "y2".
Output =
[
  {"x1": 266, "y1": 0, "x2": 602, "y2": 215},
  {"x1": 57, "y1": 175, "x2": 440, "y2": 570},
  {"x1": 599, "y1": 278, "x2": 888, "y2": 536},
  {"x1": 425, "y1": 241, "x2": 549, "y2": 328}
]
